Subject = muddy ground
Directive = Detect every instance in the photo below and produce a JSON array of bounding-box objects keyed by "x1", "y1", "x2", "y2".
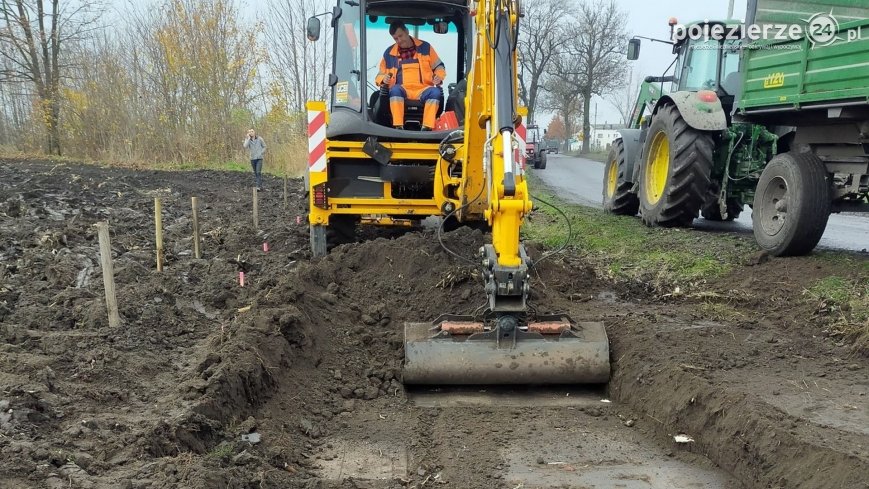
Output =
[{"x1": 0, "y1": 159, "x2": 866, "y2": 488}]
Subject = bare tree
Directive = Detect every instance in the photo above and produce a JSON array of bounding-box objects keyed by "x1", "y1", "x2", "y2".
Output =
[
  {"x1": 0, "y1": 0, "x2": 102, "y2": 154},
  {"x1": 265, "y1": 0, "x2": 332, "y2": 117},
  {"x1": 541, "y1": 70, "x2": 583, "y2": 144},
  {"x1": 563, "y1": 0, "x2": 628, "y2": 153},
  {"x1": 517, "y1": 0, "x2": 568, "y2": 125},
  {"x1": 606, "y1": 66, "x2": 642, "y2": 126}
]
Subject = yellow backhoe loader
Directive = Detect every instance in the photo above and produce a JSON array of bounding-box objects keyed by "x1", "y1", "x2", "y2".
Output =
[{"x1": 305, "y1": 0, "x2": 609, "y2": 385}]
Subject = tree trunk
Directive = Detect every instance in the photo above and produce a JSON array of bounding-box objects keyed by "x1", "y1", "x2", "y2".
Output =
[
  {"x1": 581, "y1": 90, "x2": 591, "y2": 154},
  {"x1": 527, "y1": 82, "x2": 538, "y2": 124},
  {"x1": 49, "y1": 95, "x2": 61, "y2": 155}
]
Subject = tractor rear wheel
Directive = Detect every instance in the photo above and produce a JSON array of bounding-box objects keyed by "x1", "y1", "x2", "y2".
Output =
[
  {"x1": 602, "y1": 139, "x2": 639, "y2": 215},
  {"x1": 638, "y1": 104, "x2": 713, "y2": 227},
  {"x1": 752, "y1": 151, "x2": 831, "y2": 256}
]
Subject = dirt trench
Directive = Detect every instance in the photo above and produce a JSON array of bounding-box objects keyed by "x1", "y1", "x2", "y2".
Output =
[{"x1": 0, "y1": 160, "x2": 866, "y2": 489}]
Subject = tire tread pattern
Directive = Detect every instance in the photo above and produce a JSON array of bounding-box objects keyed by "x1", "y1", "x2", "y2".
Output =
[
  {"x1": 603, "y1": 139, "x2": 640, "y2": 215},
  {"x1": 640, "y1": 104, "x2": 714, "y2": 228}
]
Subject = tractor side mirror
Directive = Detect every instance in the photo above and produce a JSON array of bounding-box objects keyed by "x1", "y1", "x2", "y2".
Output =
[
  {"x1": 627, "y1": 38, "x2": 641, "y2": 60},
  {"x1": 306, "y1": 16, "x2": 321, "y2": 41},
  {"x1": 433, "y1": 21, "x2": 449, "y2": 34}
]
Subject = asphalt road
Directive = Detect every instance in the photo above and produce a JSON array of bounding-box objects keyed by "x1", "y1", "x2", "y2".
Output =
[{"x1": 534, "y1": 153, "x2": 869, "y2": 253}]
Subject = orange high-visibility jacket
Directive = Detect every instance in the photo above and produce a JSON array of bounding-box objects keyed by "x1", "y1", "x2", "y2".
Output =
[{"x1": 375, "y1": 38, "x2": 446, "y2": 100}]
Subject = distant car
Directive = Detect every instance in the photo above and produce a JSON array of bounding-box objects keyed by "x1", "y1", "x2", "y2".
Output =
[
  {"x1": 546, "y1": 140, "x2": 559, "y2": 154},
  {"x1": 525, "y1": 125, "x2": 547, "y2": 169}
]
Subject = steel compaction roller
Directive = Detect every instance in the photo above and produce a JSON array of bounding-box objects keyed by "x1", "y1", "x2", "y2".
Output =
[{"x1": 404, "y1": 314, "x2": 610, "y2": 385}]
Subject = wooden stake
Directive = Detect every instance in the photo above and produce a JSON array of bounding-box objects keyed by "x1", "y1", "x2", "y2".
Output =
[
  {"x1": 154, "y1": 197, "x2": 164, "y2": 271},
  {"x1": 94, "y1": 222, "x2": 121, "y2": 328},
  {"x1": 283, "y1": 172, "x2": 289, "y2": 209},
  {"x1": 191, "y1": 196, "x2": 201, "y2": 259},
  {"x1": 253, "y1": 187, "x2": 259, "y2": 230}
]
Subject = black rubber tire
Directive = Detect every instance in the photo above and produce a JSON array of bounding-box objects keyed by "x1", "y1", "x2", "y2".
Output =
[
  {"x1": 752, "y1": 151, "x2": 831, "y2": 256},
  {"x1": 309, "y1": 217, "x2": 357, "y2": 257},
  {"x1": 327, "y1": 216, "x2": 357, "y2": 245},
  {"x1": 701, "y1": 197, "x2": 743, "y2": 221},
  {"x1": 602, "y1": 138, "x2": 639, "y2": 215},
  {"x1": 639, "y1": 104, "x2": 714, "y2": 227},
  {"x1": 538, "y1": 152, "x2": 547, "y2": 169}
]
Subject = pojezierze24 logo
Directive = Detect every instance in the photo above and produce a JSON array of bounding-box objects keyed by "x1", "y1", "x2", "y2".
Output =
[{"x1": 671, "y1": 12, "x2": 861, "y2": 49}]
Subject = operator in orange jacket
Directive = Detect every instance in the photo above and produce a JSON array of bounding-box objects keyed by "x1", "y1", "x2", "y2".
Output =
[{"x1": 375, "y1": 22, "x2": 446, "y2": 131}]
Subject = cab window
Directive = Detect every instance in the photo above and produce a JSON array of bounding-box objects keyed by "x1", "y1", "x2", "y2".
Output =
[
  {"x1": 365, "y1": 17, "x2": 459, "y2": 92},
  {"x1": 333, "y1": 5, "x2": 362, "y2": 111}
]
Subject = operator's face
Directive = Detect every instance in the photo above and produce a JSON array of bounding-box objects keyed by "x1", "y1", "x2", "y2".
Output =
[{"x1": 392, "y1": 28, "x2": 413, "y2": 49}]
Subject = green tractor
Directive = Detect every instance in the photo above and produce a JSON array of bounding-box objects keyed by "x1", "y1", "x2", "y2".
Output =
[
  {"x1": 604, "y1": 19, "x2": 777, "y2": 232},
  {"x1": 604, "y1": 5, "x2": 869, "y2": 256}
]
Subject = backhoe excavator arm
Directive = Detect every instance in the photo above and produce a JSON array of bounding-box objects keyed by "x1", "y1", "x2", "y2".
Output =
[
  {"x1": 462, "y1": 0, "x2": 532, "y2": 322},
  {"x1": 403, "y1": 0, "x2": 611, "y2": 385}
]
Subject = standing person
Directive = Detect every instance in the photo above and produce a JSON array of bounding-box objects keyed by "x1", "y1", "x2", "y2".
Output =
[
  {"x1": 243, "y1": 128, "x2": 266, "y2": 191},
  {"x1": 375, "y1": 22, "x2": 446, "y2": 131}
]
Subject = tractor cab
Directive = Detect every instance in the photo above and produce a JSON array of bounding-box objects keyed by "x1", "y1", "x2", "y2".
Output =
[
  {"x1": 670, "y1": 21, "x2": 742, "y2": 112},
  {"x1": 307, "y1": 0, "x2": 470, "y2": 141},
  {"x1": 628, "y1": 20, "x2": 742, "y2": 114}
]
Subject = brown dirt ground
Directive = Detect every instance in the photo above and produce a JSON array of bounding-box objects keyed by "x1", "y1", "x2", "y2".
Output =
[{"x1": 0, "y1": 159, "x2": 866, "y2": 489}]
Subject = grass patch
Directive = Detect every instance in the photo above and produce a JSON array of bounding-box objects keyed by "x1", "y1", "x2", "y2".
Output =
[
  {"x1": 807, "y1": 275, "x2": 869, "y2": 353},
  {"x1": 699, "y1": 301, "x2": 746, "y2": 322},
  {"x1": 523, "y1": 173, "x2": 743, "y2": 291},
  {"x1": 207, "y1": 442, "x2": 234, "y2": 461}
]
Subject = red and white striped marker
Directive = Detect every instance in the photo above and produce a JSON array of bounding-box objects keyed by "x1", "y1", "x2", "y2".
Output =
[
  {"x1": 307, "y1": 107, "x2": 327, "y2": 172},
  {"x1": 239, "y1": 271, "x2": 245, "y2": 287},
  {"x1": 262, "y1": 242, "x2": 269, "y2": 252},
  {"x1": 515, "y1": 122, "x2": 527, "y2": 173},
  {"x1": 296, "y1": 215, "x2": 302, "y2": 225}
]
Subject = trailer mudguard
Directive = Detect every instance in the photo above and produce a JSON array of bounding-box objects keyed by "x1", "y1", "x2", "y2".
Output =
[
  {"x1": 615, "y1": 128, "x2": 643, "y2": 184},
  {"x1": 655, "y1": 92, "x2": 727, "y2": 132}
]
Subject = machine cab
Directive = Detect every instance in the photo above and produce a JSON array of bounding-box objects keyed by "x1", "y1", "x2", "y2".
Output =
[
  {"x1": 670, "y1": 22, "x2": 742, "y2": 110},
  {"x1": 309, "y1": 0, "x2": 471, "y2": 140}
]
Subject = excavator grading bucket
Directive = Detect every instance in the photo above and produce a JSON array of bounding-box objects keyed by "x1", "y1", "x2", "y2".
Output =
[{"x1": 403, "y1": 314, "x2": 610, "y2": 385}]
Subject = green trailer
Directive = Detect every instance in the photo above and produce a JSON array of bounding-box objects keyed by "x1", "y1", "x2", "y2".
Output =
[
  {"x1": 739, "y1": 0, "x2": 869, "y2": 253},
  {"x1": 603, "y1": 0, "x2": 869, "y2": 256}
]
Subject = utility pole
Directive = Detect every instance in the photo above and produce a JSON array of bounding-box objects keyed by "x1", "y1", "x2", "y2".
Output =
[{"x1": 727, "y1": 0, "x2": 735, "y2": 18}]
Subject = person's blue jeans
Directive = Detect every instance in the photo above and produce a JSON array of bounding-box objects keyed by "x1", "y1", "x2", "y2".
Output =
[{"x1": 251, "y1": 159, "x2": 263, "y2": 189}]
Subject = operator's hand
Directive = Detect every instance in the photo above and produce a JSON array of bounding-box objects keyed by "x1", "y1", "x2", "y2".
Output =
[
  {"x1": 382, "y1": 72, "x2": 393, "y2": 86},
  {"x1": 432, "y1": 74, "x2": 443, "y2": 86}
]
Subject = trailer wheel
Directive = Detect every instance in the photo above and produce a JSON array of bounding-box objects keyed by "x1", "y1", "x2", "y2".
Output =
[
  {"x1": 752, "y1": 152, "x2": 831, "y2": 256},
  {"x1": 602, "y1": 139, "x2": 639, "y2": 215},
  {"x1": 701, "y1": 197, "x2": 743, "y2": 221},
  {"x1": 639, "y1": 104, "x2": 713, "y2": 227}
]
